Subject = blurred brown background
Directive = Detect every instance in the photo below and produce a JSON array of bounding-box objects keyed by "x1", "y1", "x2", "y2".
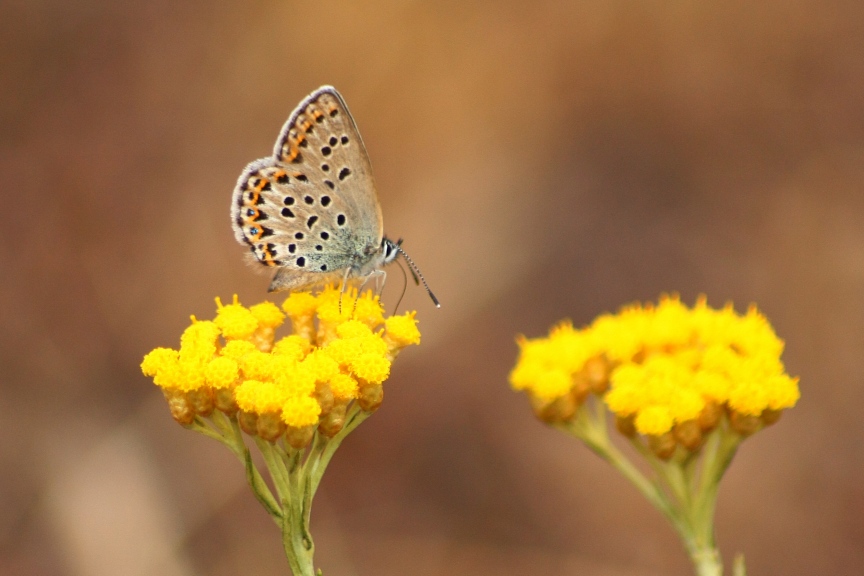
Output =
[{"x1": 2, "y1": 1, "x2": 863, "y2": 575}]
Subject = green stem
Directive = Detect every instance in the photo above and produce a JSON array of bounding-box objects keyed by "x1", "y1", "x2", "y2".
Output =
[
  {"x1": 560, "y1": 401, "x2": 746, "y2": 576},
  {"x1": 190, "y1": 403, "x2": 376, "y2": 575},
  {"x1": 190, "y1": 414, "x2": 282, "y2": 522},
  {"x1": 308, "y1": 405, "x2": 370, "y2": 497},
  {"x1": 282, "y1": 491, "x2": 316, "y2": 576},
  {"x1": 560, "y1": 404, "x2": 684, "y2": 534},
  {"x1": 280, "y1": 404, "x2": 372, "y2": 576}
]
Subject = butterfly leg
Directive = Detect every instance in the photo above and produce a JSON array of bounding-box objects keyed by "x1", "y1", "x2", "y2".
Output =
[
  {"x1": 371, "y1": 269, "x2": 387, "y2": 298},
  {"x1": 338, "y1": 255, "x2": 356, "y2": 315}
]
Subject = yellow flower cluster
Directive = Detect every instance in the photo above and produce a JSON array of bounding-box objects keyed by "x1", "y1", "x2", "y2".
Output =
[
  {"x1": 141, "y1": 287, "x2": 421, "y2": 447},
  {"x1": 510, "y1": 295, "x2": 799, "y2": 448}
]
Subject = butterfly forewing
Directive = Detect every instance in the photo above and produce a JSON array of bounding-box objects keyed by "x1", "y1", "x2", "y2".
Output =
[{"x1": 231, "y1": 86, "x2": 384, "y2": 290}]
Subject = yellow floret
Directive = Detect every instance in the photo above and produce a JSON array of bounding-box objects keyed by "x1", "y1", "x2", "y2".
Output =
[
  {"x1": 179, "y1": 321, "x2": 220, "y2": 364},
  {"x1": 171, "y1": 360, "x2": 207, "y2": 392},
  {"x1": 205, "y1": 356, "x2": 240, "y2": 389},
  {"x1": 635, "y1": 405, "x2": 675, "y2": 436},
  {"x1": 336, "y1": 320, "x2": 375, "y2": 339},
  {"x1": 509, "y1": 328, "x2": 595, "y2": 399},
  {"x1": 314, "y1": 286, "x2": 352, "y2": 323},
  {"x1": 235, "y1": 380, "x2": 287, "y2": 414},
  {"x1": 646, "y1": 295, "x2": 694, "y2": 349},
  {"x1": 302, "y1": 350, "x2": 340, "y2": 383},
  {"x1": 329, "y1": 373, "x2": 359, "y2": 399},
  {"x1": 272, "y1": 335, "x2": 312, "y2": 361},
  {"x1": 214, "y1": 296, "x2": 259, "y2": 340},
  {"x1": 351, "y1": 293, "x2": 385, "y2": 328},
  {"x1": 221, "y1": 339, "x2": 258, "y2": 361},
  {"x1": 528, "y1": 367, "x2": 573, "y2": 401},
  {"x1": 141, "y1": 348, "x2": 178, "y2": 378},
  {"x1": 281, "y1": 396, "x2": 322, "y2": 428},
  {"x1": 350, "y1": 353, "x2": 391, "y2": 384},
  {"x1": 384, "y1": 312, "x2": 421, "y2": 348},
  {"x1": 274, "y1": 362, "x2": 317, "y2": 397},
  {"x1": 321, "y1": 338, "x2": 362, "y2": 366},
  {"x1": 282, "y1": 291, "x2": 318, "y2": 318},
  {"x1": 238, "y1": 350, "x2": 280, "y2": 381},
  {"x1": 590, "y1": 310, "x2": 646, "y2": 363},
  {"x1": 250, "y1": 301, "x2": 286, "y2": 329}
]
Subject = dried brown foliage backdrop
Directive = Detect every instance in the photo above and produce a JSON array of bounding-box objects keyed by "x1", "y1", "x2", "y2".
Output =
[{"x1": 2, "y1": 1, "x2": 863, "y2": 575}]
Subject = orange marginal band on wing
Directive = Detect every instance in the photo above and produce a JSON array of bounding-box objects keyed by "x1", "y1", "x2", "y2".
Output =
[{"x1": 260, "y1": 244, "x2": 278, "y2": 266}]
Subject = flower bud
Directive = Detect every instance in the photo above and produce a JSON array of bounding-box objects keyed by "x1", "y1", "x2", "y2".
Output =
[
  {"x1": 585, "y1": 356, "x2": 610, "y2": 394},
  {"x1": 318, "y1": 402, "x2": 348, "y2": 437},
  {"x1": 531, "y1": 393, "x2": 577, "y2": 423},
  {"x1": 286, "y1": 425, "x2": 316, "y2": 449},
  {"x1": 165, "y1": 390, "x2": 195, "y2": 425},
  {"x1": 615, "y1": 414, "x2": 637, "y2": 437},
  {"x1": 648, "y1": 432, "x2": 676, "y2": 460},
  {"x1": 729, "y1": 410, "x2": 762, "y2": 436},
  {"x1": 238, "y1": 411, "x2": 258, "y2": 436},
  {"x1": 188, "y1": 388, "x2": 215, "y2": 417},
  {"x1": 358, "y1": 383, "x2": 384, "y2": 412},
  {"x1": 257, "y1": 412, "x2": 287, "y2": 442},
  {"x1": 698, "y1": 400, "x2": 722, "y2": 431},
  {"x1": 761, "y1": 408, "x2": 782, "y2": 426},
  {"x1": 214, "y1": 388, "x2": 238, "y2": 414},
  {"x1": 674, "y1": 420, "x2": 703, "y2": 451},
  {"x1": 315, "y1": 383, "x2": 335, "y2": 416}
]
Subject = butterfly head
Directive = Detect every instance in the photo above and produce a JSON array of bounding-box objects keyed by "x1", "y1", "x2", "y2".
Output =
[{"x1": 381, "y1": 237, "x2": 401, "y2": 266}]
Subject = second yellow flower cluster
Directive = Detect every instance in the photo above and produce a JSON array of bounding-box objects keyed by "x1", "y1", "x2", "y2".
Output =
[{"x1": 510, "y1": 295, "x2": 799, "y2": 455}]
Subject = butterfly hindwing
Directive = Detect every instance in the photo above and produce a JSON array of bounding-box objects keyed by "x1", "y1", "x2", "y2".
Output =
[{"x1": 231, "y1": 86, "x2": 386, "y2": 291}]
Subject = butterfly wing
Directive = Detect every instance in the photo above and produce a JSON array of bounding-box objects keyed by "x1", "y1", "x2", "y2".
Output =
[{"x1": 231, "y1": 86, "x2": 384, "y2": 291}]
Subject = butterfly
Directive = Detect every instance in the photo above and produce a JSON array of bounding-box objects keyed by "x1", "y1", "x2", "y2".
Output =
[{"x1": 231, "y1": 86, "x2": 438, "y2": 306}]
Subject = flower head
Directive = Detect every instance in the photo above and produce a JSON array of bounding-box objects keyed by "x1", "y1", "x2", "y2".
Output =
[
  {"x1": 511, "y1": 294, "x2": 799, "y2": 444},
  {"x1": 142, "y1": 290, "x2": 421, "y2": 439}
]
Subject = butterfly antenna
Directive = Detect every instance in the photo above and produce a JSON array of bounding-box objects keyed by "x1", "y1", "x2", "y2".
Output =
[
  {"x1": 394, "y1": 243, "x2": 440, "y2": 308},
  {"x1": 397, "y1": 239, "x2": 421, "y2": 286}
]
